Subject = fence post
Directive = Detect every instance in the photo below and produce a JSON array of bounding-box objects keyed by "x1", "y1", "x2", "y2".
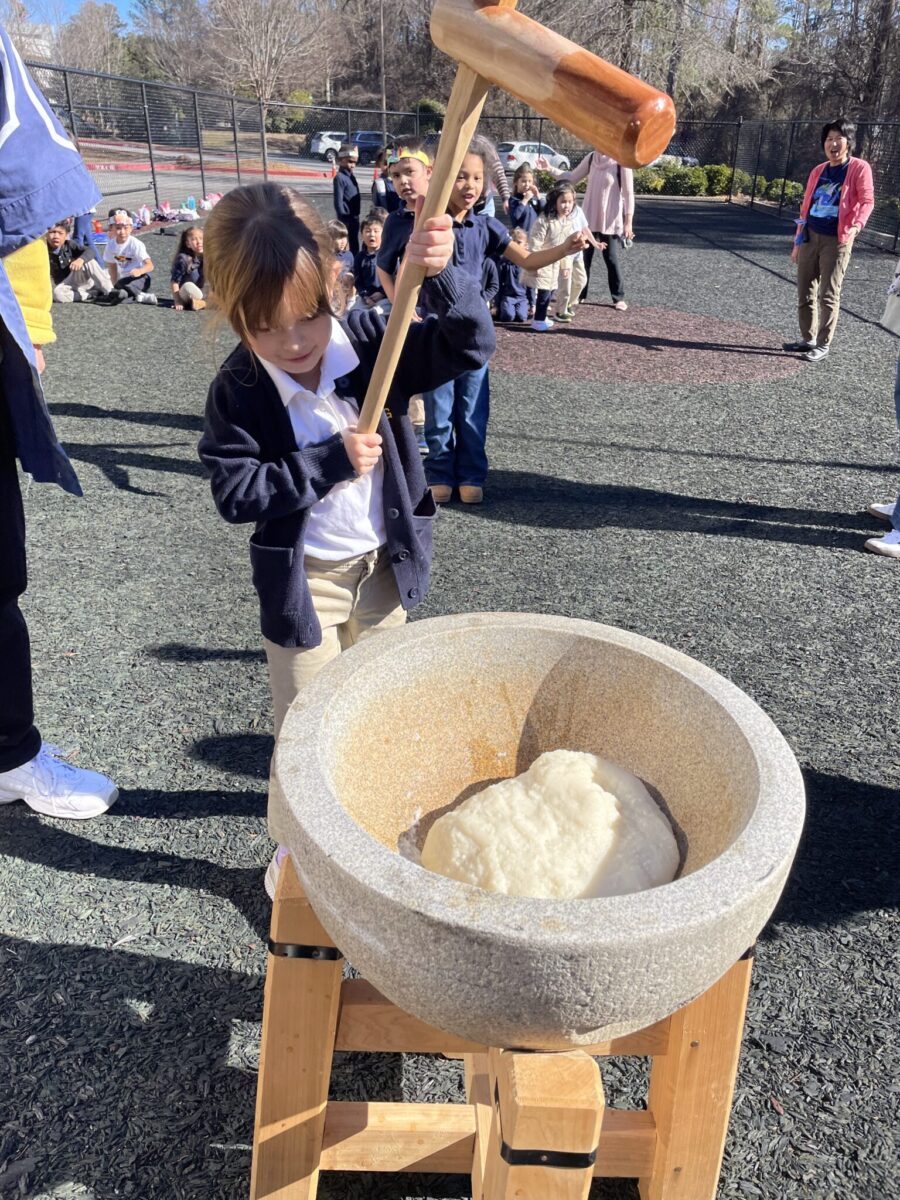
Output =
[
  {"x1": 231, "y1": 97, "x2": 242, "y2": 186},
  {"x1": 537, "y1": 115, "x2": 543, "y2": 156},
  {"x1": 415, "y1": 102, "x2": 420, "y2": 136},
  {"x1": 259, "y1": 100, "x2": 269, "y2": 182},
  {"x1": 346, "y1": 108, "x2": 352, "y2": 141},
  {"x1": 193, "y1": 91, "x2": 207, "y2": 199},
  {"x1": 749, "y1": 122, "x2": 764, "y2": 207},
  {"x1": 62, "y1": 68, "x2": 79, "y2": 144},
  {"x1": 140, "y1": 82, "x2": 160, "y2": 208},
  {"x1": 778, "y1": 120, "x2": 796, "y2": 217},
  {"x1": 727, "y1": 115, "x2": 742, "y2": 202}
]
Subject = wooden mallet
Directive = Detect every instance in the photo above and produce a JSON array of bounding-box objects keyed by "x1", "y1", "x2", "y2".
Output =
[{"x1": 355, "y1": 0, "x2": 676, "y2": 435}]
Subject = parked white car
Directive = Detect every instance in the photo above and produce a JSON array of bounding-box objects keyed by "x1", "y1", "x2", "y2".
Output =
[
  {"x1": 497, "y1": 140, "x2": 570, "y2": 173},
  {"x1": 309, "y1": 130, "x2": 345, "y2": 163}
]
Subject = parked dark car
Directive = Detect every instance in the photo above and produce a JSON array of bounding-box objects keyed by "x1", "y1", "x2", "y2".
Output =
[{"x1": 351, "y1": 130, "x2": 396, "y2": 164}]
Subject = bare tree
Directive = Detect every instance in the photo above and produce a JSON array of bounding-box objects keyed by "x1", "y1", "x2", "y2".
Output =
[
  {"x1": 207, "y1": 0, "x2": 320, "y2": 108},
  {"x1": 131, "y1": 0, "x2": 212, "y2": 87}
]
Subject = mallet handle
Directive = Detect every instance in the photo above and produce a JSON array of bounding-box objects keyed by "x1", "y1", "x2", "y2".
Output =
[{"x1": 355, "y1": 62, "x2": 491, "y2": 435}]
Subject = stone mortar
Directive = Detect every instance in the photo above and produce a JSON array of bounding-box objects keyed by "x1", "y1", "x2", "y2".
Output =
[{"x1": 274, "y1": 613, "x2": 805, "y2": 1049}]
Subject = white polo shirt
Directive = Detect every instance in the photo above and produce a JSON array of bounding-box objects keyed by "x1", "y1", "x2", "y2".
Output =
[{"x1": 257, "y1": 319, "x2": 387, "y2": 561}]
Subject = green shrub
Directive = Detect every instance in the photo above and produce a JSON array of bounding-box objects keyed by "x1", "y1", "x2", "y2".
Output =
[
  {"x1": 633, "y1": 167, "x2": 665, "y2": 193},
  {"x1": 415, "y1": 97, "x2": 445, "y2": 133},
  {"x1": 765, "y1": 178, "x2": 804, "y2": 204},
  {"x1": 703, "y1": 163, "x2": 732, "y2": 196},
  {"x1": 534, "y1": 168, "x2": 556, "y2": 192},
  {"x1": 730, "y1": 168, "x2": 752, "y2": 195},
  {"x1": 754, "y1": 175, "x2": 767, "y2": 196},
  {"x1": 663, "y1": 166, "x2": 707, "y2": 196}
]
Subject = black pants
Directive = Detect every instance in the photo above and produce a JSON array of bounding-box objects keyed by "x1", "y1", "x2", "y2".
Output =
[
  {"x1": 116, "y1": 273, "x2": 151, "y2": 300},
  {"x1": 582, "y1": 234, "x2": 624, "y2": 302},
  {"x1": 534, "y1": 289, "x2": 553, "y2": 321},
  {"x1": 0, "y1": 396, "x2": 41, "y2": 772},
  {"x1": 345, "y1": 216, "x2": 360, "y2": 256}
]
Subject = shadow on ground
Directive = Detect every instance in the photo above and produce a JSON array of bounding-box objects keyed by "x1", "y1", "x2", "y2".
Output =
[{"x1": 458, "y1": 469, "x2": 874, "y2": 550}]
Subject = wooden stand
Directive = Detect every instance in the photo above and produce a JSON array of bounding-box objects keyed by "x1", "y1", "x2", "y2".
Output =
[{"x1": 251, "y1": 858, "x2": 753, "y2": 1200}]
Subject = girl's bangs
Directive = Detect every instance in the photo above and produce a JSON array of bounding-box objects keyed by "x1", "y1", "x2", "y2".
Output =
[{"x1": 237, "y1": 249, "x2": 331, "y2": 336}]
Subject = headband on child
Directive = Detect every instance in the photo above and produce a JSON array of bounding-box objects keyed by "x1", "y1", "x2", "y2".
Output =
[
  {"x1": 387, "y1": 148, "x2": 431, "y2": 167},
  {"x1": 110, "y1": 209, "x2": 131, "y2": 224}
]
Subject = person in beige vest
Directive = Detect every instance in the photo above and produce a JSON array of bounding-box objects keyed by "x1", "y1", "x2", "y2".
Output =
[{"x1": 539, "y1": 150, "x2": 634, "y2": 310}]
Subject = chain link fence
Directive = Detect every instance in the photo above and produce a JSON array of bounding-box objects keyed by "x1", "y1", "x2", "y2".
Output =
[
  {"x1": 26, "y1": 60, "x2": 900, "y2": 251},
  {"x1": 27, "y1": 60, "x2": 418, "y2": 217},
  {"x1": 735, "y1": 119, "x2": 900, "y2": 249}
]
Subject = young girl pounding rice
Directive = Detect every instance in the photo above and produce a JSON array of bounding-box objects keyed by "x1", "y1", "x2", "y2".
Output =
[{"x1": 197, "y1": 183, "x2": 495, "y2": 896}]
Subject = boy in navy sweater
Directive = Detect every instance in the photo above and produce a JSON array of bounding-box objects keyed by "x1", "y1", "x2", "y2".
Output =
[
  {"x1": 354, "y1": 212, "x2": 388, "y2": 310},
  {"x1": 495, "y1": 228, "x2": 529, "y2": 322},
  {"x1": 332, "y1": 144, "x2": 361, "y2": 255},
  {"x1": 376, "y1": 141, "x2": 433, "y2": 304}
]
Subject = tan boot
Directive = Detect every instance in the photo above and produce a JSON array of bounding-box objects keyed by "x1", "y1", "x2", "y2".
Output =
[
  {"x1": 431, "y1": 484, "x2": 453, "y2": 504},
  {"x1": 192, "y1": 298, "x2": 207, "y2": 311},
  {"x1": 459, "y1": 485, "x2": 483, "y2": 504}
]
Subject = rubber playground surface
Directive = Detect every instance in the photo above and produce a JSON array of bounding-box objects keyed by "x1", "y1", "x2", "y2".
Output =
[{"x1": 0, "y1": 198, "x2": 897, "y2": 1199}]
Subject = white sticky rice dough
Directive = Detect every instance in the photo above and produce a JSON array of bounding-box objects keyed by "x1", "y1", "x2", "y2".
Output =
[{"x1": 420, "y1": 749, "x2": 679, "y2": 899}]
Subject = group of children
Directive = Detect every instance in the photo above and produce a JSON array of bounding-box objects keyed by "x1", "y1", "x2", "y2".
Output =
[
  {"x1": 330, "y1": 138, "x2": 597, "y2": 506},
  {"x1": 45, "y1": 209, "x2": 205, "y2": 311}
]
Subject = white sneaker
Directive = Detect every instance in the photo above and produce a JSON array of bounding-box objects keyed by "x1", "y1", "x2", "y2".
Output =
[
  {"x1": 531, "y1": 319, "x2": 554, "y2": 331},
  {"x1": 135, "y1": 292, "x2": 158, "y2": 305},
  {"x1": 0, "y1": 743, "x2": 118, "y2": 819},
  {"x1": 867, "y1": 501, "x2": 896, "y2": 524},
  {"x1": 864, "y1": 529, "x2": 900, "y2": 558},
  {"x1": 264, "y1": 845, "x2": 291, "y2": 899}
]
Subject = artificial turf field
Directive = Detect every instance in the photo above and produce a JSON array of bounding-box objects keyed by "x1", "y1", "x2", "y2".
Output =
[{"x1": 1, "y1": 197, "x2": 897, "y2": 1199}]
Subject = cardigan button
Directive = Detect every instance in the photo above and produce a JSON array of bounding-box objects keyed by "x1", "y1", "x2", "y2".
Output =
[
  {"x1": 387, "y1": 507, "x2": 399, "y2": 519},
  {"x1": 407, "y1": 587, "x2": 419, "y2": 599},
  {"x1": 397, "y1": 549, "x2": 409, "y2": 561}
]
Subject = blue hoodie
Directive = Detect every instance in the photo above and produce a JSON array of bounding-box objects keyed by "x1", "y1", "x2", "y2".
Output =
[{"x1": 0, "y1": 26, "x2": 100, "y2": 494}]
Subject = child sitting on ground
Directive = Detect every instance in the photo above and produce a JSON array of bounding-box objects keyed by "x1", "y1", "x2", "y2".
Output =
[
  {"x1": 100, "y1": 209, "x2": 157, "y2": 305},
  {"x1": 495, "y1": 228, "x2": 529, "y2": 322},
  {"x1": 45, "y1": 219, "x2": 113, "y2": 303},
  {"x1": 354, "y1": 211, "x2": 389, "y2": 310},
  {"x1": 170, "y1": 225, "x2": 205, "y2": 311},
  {"x1": 197, "y1": 182, "x2": 494, "y2": 899},
  {"x1": 525, "y1": 183, "x2": 599, "y2": 329}
]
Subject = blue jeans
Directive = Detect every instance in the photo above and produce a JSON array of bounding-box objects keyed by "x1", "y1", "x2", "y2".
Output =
[
  {"x1": 423, "y1": 366, "x2": 490, "y2": 488},
  {"x1": 73, "y1": 213, "x2": 97, "y2": 259},
  {"x1": 892, "y1": 353, "x2": 900, "y2": 531}
]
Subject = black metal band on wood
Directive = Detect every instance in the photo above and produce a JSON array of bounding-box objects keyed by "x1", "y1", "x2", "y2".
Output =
[
  {"x1": 493, "y1": 1083, "x2": 598, "y2": 1169},
  {"x1": 267, "y1": 939, "x2": 342, "y2": 961},
  {"x1": 498, "y1": 1142, "x2": 598, "y2": 1169}
]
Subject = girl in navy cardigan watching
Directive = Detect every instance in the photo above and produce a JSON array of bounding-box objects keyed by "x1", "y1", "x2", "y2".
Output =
[{"x1": 197, "y1": 182, "x2": 494, "y2": 897}]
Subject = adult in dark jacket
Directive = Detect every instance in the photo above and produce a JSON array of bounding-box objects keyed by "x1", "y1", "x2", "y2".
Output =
[
  {"x1": 332, "y1": 143, "x2": 361, "y2": 254},
  {"x1": 0, "y1": 25, "x2": 118, "y2": 817}
]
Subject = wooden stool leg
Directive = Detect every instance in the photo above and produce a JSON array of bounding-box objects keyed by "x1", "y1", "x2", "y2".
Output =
[
  {"x1": 639, "y1": 955, "x2": 754, "y2": 1200},
  {"x1": 251, "y1": 857, "x2": 344, "y2": 1200},
  {"x1": 464, "y1": 1053, "x2": 492, "y2": 1199},
  {"x1": 482, "y1": 1049, "x2": 604, "y2": 1200}
]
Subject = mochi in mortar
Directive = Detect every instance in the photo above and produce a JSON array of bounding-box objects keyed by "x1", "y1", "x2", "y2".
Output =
[{"x1": 420, "y1": 749, "x2": 679, "y2": 899}]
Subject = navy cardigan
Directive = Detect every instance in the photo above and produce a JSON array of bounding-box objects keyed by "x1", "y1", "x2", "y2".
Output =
[
  {"x1": 198, "y1": 267, "x2": 495, "y2": 648},
  {"x1": 333, "y1": 167, "x2": 361, "y2": 222}
]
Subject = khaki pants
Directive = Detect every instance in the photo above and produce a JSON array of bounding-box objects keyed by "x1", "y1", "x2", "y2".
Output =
[
  {"x1": 555, "y1": 254, "x2": 588, "y2": 316},
  {"x1": 178, "y1": 281, "x2": 205, "y2": 306},
  {"x1": 264, "y1": 545, "x2": 406, "y2": 842},
  {"x1": 796, "y1": 231, "x2": 852, "y2": 347}
]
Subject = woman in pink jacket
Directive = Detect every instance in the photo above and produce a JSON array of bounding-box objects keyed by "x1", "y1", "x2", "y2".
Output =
[
  {"x1": 783, "y1": 118, "x2": 874, "y2": 363},
  {"x1": 539, "y1": 151, "x2": 634, "y2": 311}
]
